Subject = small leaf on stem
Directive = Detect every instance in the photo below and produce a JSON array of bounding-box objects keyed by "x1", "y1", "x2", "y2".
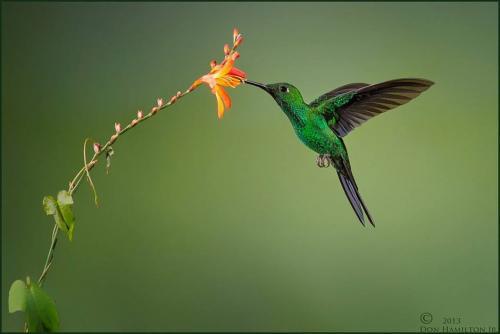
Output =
[
  {"x1": 43, "y1": 196, "x2": 69, "y2": 236},
  {"x1": 57, "y1": 190, "x2": 73, "y2": 206},
  {"x1": 57, "y1": 190, "x2": 75, "y2": 240},
  {"x1": 9, "y1": 280, "x2": 28, "y2": 313},
  {"x1": 27, "y1": 279, "x2": 60, "y2": 332},
  {"x1": 42, "y1": 196, "x2": 57, "y2": 216}
]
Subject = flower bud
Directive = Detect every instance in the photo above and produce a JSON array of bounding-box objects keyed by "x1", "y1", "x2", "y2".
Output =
[
  {"x1": 93, "y1": 142, "x2": 101, "y2": 154},
  {"x1": 151, "y1": 106, "x2": 158, "y2": 114},
  {"x1": 234, "y1": 35, "x2": 243, "y2": 48},
  {"x1": 131, "y1": 119, "x2": 138, "y2": 127},
  {"x1": 114, "y1": 122, "x2": 121, "y2": 133},
  {"x1": 110, "y1": 134, "x2": 118, "y2": 144},
  {"x1": 231, "y1": 51, "x2": 240, "y2": 60},
  {"x1": 224, "y1": 44, "x2": 230, "y2": 55},
  {"x1": 137, "y1": 110, "x2": 143, "y2": 119},
  {"x1": 157, "y1": 98, "x2": 164, "y2": 108},
  {"x1": 210, "y1": 60, "x2": 217, "y2": 68},
  {"x1": 233, "y1": 28, "x2": 239, "y2": 43}
]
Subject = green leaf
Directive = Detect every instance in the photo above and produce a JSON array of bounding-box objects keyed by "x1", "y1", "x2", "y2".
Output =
[
  {"x1": 26, "y1": 280, "x2": 60, "y2": 332},
  {"x1": 57, "y1": 191, "x2": 75, "y2": 240},
  {"x1": 68, "y1": 224, "x2": 75, "y2": 241},
  {"x1": 43, "y1": 195, "x2": 68, "y2": 234},
  {"x1": 53, "y1": 210, "x2": 69, "y2": 234},
  {"x1": 43, "y1": 191, "x2": 76, "y2": 241},
  {"x1": 8, "y1": 280, "x2": 28, "y2": 313},
  {"x1": 56, "y1": 190, "x2": 73, "y2": 206},
  {"x1": 8, "y1": 278, "x2": 60, "y2": 332},
  {"x1": 42, "y1": 196, "x2": 57, "y2": 216}
]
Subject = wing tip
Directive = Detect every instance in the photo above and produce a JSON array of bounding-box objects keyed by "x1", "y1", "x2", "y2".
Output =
[
  {"x1": 396, "y1": 78, "x2": 435, "y2": 88},
  {"x1": 414, "y1": 78, "x2": 435, "y2": 88}
]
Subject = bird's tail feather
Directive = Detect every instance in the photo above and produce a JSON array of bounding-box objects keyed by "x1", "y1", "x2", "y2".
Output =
[{"x1": 336, "y1": 161, "x2": 375, "y2": 227}]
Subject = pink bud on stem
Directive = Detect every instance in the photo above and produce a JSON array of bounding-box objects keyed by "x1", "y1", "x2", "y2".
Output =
[
  {"x1": 157, "y1": 98, "x2": 164, "y2": 108},
  {"x1": 233, "y1": 28, "x2": 239, "y2": 43},
  {"x1": 93, "y1": 142, "x2": 101, "y2": 154},
  {"x1": 234, "y1": 35, "x2": 243, "y2": 48},
  {"x1": 169, "y1": 91, "x2": 182, "y2": 104},
  {"x1": 232, "y1": 51, "x2": 240, "y2": 60}
]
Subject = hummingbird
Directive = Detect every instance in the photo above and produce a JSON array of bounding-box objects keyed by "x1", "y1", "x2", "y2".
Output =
[{"x1": 245, "y1": 78, "x2": 434, "y2": 227}]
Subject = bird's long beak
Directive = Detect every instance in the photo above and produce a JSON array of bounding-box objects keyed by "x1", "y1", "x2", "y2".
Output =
[{"x1": 244, "y1": 79, "x2": 270, "y2": 93}]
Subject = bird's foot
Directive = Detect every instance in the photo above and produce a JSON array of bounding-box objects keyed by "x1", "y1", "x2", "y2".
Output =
[{"x1": 316, "y1": 154, "x2": 332, "y2": 168}]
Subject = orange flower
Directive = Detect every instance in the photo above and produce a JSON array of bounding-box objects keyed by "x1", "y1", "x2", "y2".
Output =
[{"x1": 189, "y1": 31, "x2": 246, "y2": 118}]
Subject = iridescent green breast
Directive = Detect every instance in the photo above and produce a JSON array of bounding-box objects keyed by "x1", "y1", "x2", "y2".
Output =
[
  {"x1": 293, "y1": 112, "x2": 343, "y2": 155},
  {"x1": 277, "y1": 95, "x2": 345, "y2": 157}
]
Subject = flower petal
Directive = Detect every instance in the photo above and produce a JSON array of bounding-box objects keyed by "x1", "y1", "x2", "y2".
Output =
[
  {"x1": 216, "y1": 86, "x2": 231, "y2": 109},
  {"x1": 228, "y1": 67, "x2": 246, "y2": 79},
  {"x1": 216, "y1": 76, "x2": 241, "y2": 88},
  {"x1": 213, "y1": 86, "x2": 231, "y2": 118},
  {"x1": 215, "y1": 56, "x2": 235, "y2": 77},
  {"x1": 190, "y1": 77, "x2": 205, "y2": 91},
  {"x1": 214, "y1": 90, "x2": 225, "y2": 119}
]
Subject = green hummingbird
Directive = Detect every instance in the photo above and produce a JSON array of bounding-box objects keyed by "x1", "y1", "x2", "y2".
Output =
[{"x1": 245, "y1": 78, "x2": 434, "y2": 227}]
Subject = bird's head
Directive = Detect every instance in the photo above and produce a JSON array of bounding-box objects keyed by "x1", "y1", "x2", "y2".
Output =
[{"x1": 245, "y1": 80, "x2": 306, "y2": 111}]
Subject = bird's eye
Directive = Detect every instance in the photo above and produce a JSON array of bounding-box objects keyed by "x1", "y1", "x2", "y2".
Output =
[{"x1": 280, "y1": 85, "x2": 289, "y2": 93}]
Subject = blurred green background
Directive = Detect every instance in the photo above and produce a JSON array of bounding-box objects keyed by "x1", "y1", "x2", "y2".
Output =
[{"x1": 2, "y1": 2, "x2": 498, "y2": 332}]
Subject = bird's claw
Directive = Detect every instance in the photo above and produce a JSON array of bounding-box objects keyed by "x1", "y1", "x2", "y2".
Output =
[{"x1": 316, "y1": 154, "x2": 331, "y2": 168}]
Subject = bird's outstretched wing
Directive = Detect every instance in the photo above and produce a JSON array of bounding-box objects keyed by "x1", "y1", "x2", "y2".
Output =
[
  {"x1": 310, "y1": 78, "x2": 434, "y2": 137},
  {"x1": 309, "y1": 82, "x2": 370, "y2": 106}
]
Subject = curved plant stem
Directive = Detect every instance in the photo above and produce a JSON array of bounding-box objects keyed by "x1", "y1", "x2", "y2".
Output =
[
  {"x1": 35, "y1": 87, "x2": 193, "y2": 288},
  {"x1": 37, "y1": 223, "x2": 58, "y2": 285}
]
